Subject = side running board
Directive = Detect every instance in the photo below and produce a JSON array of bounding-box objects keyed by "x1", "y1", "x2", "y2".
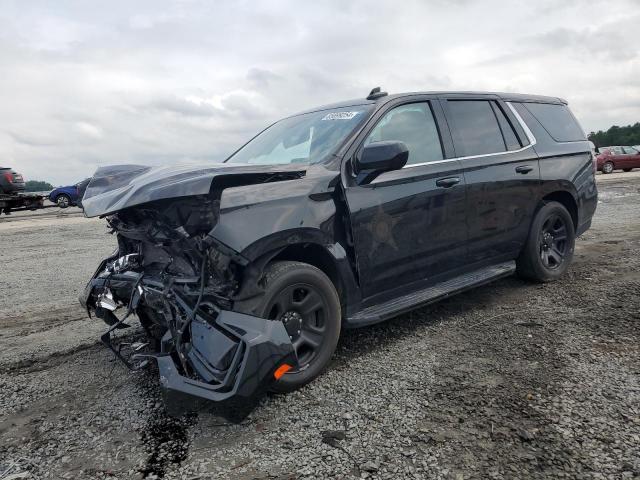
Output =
[{"x1": 347, "y1": 261, "x2": 516, "y2": 327}]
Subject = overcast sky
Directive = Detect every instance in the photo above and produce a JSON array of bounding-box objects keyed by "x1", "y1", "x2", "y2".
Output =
[{"x1": 2, "y1": 0, "x2": 639, "y2": 185}]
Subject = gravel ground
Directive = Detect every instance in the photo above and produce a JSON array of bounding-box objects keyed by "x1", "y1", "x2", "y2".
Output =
[{"x1": 0, "y1": 176, "x2": 639, "y2": 479}]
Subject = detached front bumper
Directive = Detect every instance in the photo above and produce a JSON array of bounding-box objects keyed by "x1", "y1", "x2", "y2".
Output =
[
  {"x1": 154, "y1": 310, "x2": 297, "y2": 404},
  {"x1": 80, "y1": 264, "x2": 297, "y2": 413}
]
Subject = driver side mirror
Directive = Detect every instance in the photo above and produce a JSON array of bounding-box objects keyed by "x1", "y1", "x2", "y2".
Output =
[{"x1": 354, "y1": 141, "x2": 409, "y2": 184}]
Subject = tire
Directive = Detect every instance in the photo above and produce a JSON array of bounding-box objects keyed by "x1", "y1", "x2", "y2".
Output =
[
  {"x1": 235, "y1": 261, "x2": 341, "y2": 392},
  {"x1": 623, "y1": 168, "x2": 632, "y2": 172},
  {"x1": 517, "y1": 201, "x2": 575, "y2": 282},
  {"x1": 602, "y1": 161, "x2": 614, "y2": 174},
  {"x1": 56, "y1": 194, "x2": 71, "y2": 208}
]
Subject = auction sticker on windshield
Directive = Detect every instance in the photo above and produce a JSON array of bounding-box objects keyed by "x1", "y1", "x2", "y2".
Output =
[{"x1": 322, "y1": 111, "x2": 360, "y2": 120}]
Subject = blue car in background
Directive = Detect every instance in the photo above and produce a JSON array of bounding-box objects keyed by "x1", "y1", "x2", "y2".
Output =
[{"x1": 49, "y1": 178, "x2": 91, "y2": 208}]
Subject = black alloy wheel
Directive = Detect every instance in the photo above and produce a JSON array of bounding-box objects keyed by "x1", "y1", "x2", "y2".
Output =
[
  {"x1": 265, "y1": 283, "x2": 328, "y2": 370},
  {"x1": 517, "y1": 201, "x2": 575, "y2": 282},
  {"x1": 234, "y1": 260, "x2": 341, "y2": 392},
  {"x1": 539, "y1": 214, "x2": 568, "y2": 270}
]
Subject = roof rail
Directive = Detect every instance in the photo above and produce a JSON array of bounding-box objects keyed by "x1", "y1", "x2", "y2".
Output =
[{"x1": 366, "y1": 87, "x2": 388, "y2": 100}]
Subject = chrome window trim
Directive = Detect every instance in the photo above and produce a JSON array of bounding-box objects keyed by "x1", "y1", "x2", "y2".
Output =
[
  {"x1": 402, "y1": 157, "x2": 461, "y2": 168},
  {"x1": 507, "y1": 101, "x2": 537, "y2": 146},
  {"x1": 403, "y1": 101, "x2": 537, "y2": 169}
]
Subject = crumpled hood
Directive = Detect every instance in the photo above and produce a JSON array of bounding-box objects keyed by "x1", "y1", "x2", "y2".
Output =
[{"x1": 82, "y1": 162, "x2": 306, "y2": 217}]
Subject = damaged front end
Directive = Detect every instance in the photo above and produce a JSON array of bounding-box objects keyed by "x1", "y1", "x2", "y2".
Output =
[{"x1": 81, "y1": 194, "x2": 297, "y2": 411}]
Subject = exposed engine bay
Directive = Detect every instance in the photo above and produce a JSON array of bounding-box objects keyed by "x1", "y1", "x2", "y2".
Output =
[{"x1": 81, "y1": 194, "x2": 298, "y2": 411}]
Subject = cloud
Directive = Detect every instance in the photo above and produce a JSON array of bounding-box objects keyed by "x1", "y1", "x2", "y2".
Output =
[
  {"x1": 246, "y1": 68, "x2": 282, "y2": 89},
  {"x1": 8, "y1": 131, "x2": 60, "y2": 147},
  {"x1": 0, "y1": 0, "x2": 638, "y2": 184},
  {"x1": 143, "y1": 95, "x2": 223, "y2": 118},
  {"x1": 75, "y1": 122, "x2": 103, "y2": 140}
]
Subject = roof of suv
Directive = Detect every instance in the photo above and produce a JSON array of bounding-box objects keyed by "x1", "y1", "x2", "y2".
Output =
[{"x1": 297, "y1": 90, "x2": 567, "y2": 116}]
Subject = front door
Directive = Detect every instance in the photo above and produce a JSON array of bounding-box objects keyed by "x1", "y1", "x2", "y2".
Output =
[{"x1": 344, "y1": 99, "x2": 468, "y2": 300}]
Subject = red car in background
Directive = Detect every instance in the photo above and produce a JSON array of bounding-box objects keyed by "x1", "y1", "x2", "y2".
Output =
[{"x1": 597, "y1": 146, "x2": 640, "y2": 173}]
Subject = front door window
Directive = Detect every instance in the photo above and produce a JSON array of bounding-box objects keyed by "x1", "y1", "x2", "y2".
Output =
[{"x1": 363, "y1": 102, "x2": 443, "y2": 166}]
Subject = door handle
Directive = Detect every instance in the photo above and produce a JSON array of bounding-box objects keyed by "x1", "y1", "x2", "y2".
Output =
[
  {"x1": 435, "y1": 177, "x2": 460, "y2": 188},
  {"x1": 515, "y1": 165, "x2": 534, "y2": 174}
]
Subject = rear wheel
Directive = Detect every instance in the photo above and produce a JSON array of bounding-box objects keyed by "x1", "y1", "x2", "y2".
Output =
[
  {"x1": 623, "y1": 168, "x2": 632, "y2": 172},
  {"x1": 602, "y1": 161, "x2": 614, "y2": 174},
  {"x1": 56, "y1": 194, "x2": 71, "y2": 208},
  {"x1": 235, "y1": 261, "x2": 341, "y2": 392},
  {"x1": 517, "y1": 201, "x2": 575, "y2": 282}
]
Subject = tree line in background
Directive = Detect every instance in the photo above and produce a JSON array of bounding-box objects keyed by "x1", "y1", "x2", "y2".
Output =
[
  {"x1": 24, "y1": 180, "x2": 54, "y2": 192},
  {"x1": 588, "y1": 123, "x2": 640, "y2": 148}
]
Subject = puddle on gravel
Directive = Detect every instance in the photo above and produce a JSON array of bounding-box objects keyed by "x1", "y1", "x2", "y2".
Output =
[
  {"x1": 139, "y1": 412, "x2": 198, "y2": 478},
  {"x1": 597, "y1": 188, "x2": 639, "y2": 202}
]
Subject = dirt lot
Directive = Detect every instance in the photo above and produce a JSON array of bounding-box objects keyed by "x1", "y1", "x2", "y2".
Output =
[{"x1": 1, "y1": 173, "x2": 639, "y2": 480}]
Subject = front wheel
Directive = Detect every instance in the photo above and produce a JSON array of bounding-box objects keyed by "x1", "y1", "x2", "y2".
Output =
[
  {"x1": 517, "y1": 201, "x2": 575, "y2": 282},
  {"x1": 56, "y1": 194, "x2": 71, "y2": 208},
  {"x1": 235, "y1": 261, "x2": 341, "y2": 392},
  {"x1": 602, "y1": 161, "x2": 614, "y2": 174}
]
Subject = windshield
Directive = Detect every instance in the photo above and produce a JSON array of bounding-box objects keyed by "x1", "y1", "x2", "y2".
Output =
[{"x1": 226, "y1": 105, "x2": 373, "y2": 165}]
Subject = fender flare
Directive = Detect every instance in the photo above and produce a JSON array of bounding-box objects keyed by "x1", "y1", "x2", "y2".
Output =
[{"x1": 232, "y1": 229, "x2": 361, "y2": 313}]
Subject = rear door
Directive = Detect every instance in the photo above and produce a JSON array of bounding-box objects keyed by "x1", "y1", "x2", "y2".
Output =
[
  {"x1": 440, "y1": 95, "x2": 540, "y2": 264},
  {"x1": 622, "y1": 146, "x2": 640, "y2": 169},
  {"x1": 343, "y1": 97, "x2": 468, "y2": 300}
]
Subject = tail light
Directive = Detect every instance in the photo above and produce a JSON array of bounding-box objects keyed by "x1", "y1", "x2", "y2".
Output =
[{"x1": 3, "y1": 172, "x2": 13, "y2": 183}]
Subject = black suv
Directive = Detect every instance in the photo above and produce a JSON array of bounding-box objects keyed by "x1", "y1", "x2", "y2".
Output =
[
  {"x1": 0, "y1": 167, "x2": 26, "y2": 195},
  {"x1": 81, "y1": 89, "x2": 597, "y2": 408}
]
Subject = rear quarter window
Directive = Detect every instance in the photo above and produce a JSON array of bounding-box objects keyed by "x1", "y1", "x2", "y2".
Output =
[{"x1": 523, "y1": 103, "x2": 586, "y2": 142}]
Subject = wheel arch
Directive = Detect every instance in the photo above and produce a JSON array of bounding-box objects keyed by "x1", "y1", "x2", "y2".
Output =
[
  {"x1": 271, "y1": 243, "x2": 345, "y2": 305},
  {"x1": 234, "y1": 231, "x2": 361, "y2": 316},
  {"x1": 541, "y1": 190, "x2": 578, "y2": 229}
]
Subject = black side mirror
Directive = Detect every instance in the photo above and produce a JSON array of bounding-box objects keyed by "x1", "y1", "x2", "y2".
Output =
[{"x1": 354, "y1": 141, "x2": 409, "y2": 184}]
